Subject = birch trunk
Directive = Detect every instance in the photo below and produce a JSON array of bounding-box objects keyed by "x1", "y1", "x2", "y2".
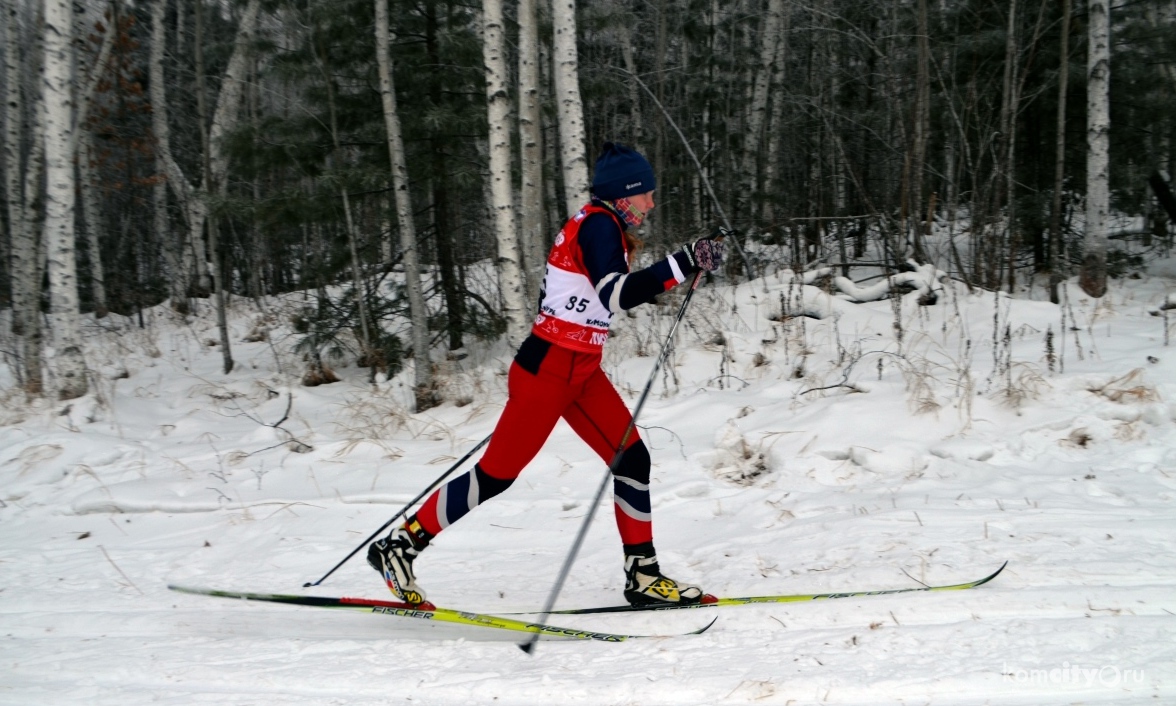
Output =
[
  {"x1": 740, "y1": 0, "x2": 783, "y2": 203},
  {"x1": 78, "y1": 129, "x2": 107, "y2": 317},
  {"x1": 1048, "y1": 0, "x2": 1071, "y2": 303},
  {"x1": 375, "y1": 0, "x2": 434, "y2": 409},
  {"x1": 4, "y1": 0, "x2": 43, "y2": 394},
  {"x1": 619, "y1": 23, "x2": 642, "y2": 148},
  {"x1": 150, "y1": 0, "x2": 190, "y2": 312},
  {"x1": 71, "y1": 0, "x2": 114, "y2": 152},
  {"x1": 158, "y1": 0, "x2": 260, "y2": 329},
  {"x1": 43, "y1": 0, "x2": 87, "y2": 399},
  {"x1": 551, "y1": 0, "x2": 589, "y2": 217},
  {"x1": 4, "y1": 0, "x2": 24, "y2": 317},
  {"x1": 67, "y1": 1, "x2": 114, "y2": 320},
  {"x1": 517, "y1": 0, "x2": 544, "y2": 301},
  {"x1": 539, "y1": 31, "x2": 561, "y2": 236},
  {"x1": 996, "y1": 0, "x2": 1020, "y2": 290},
  {"x1": 484, "y1": 0, "x2": 528, "y2": 348},
  {"x1": 195, "y1": 0, "x2": 239, "y2": 374},
  {"x1": 1080, "y1": 0, "x2": 1110, "y2": 298},
  {"x1": 651, "y1": 0, "x2": 667, "y2": 246},
  {"x1": 192, "y1": 0, "x2": 211, "y2": 295},
  {"x1": 18, "y1": 100, "x2": 46, "y2": 396},
  {"x1": 911, "y1": 0, "x2": 930, "y2": 260}
]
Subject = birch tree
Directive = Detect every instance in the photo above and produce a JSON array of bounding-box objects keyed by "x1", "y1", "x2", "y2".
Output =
[
  {"x1": 4, "y1": 0, "x2": 44, "y2": 394},
  {"x1": 1080, "y1": 0, "x2": 1110, "y2": 298},
  {"x1": 517, "y1": 0, "x2": 544, "y2": 299},
  {"x1": 4, "y1": 0, "x2": 23, "y2": 294},
  {"x1": 552, "y1": 0, "x2": 589, "y2": 217},
  {"x1": 78, "y1": 130, "x2": 107, "y2": 317},
  {"x1": 42, "y1": 0, "x2": 87, "y2": 399},
  {"x1": 375, "y1": 0, "x2": 434, "y2": 410},
  {"x1": 73, "y1": 2, "x2": 110, "y2": 318},
  {"x1": 762, "y1": 2, "x2": 790, "y2": 226},
  {"x1": 156, "y1": 0, "x2": 261, "y2": 325},
  {"x1": 484, "y1": 0, "x2": 528, "y2": 348},
  {"x1": 1048, "y1": 0, "x2": 1072, "y2": 303},
  {"x1": 194, "y1": 0, "x2": 233, "y2": 373},
  {"x1": 740, "y1": 0, "x2": 783, "y2": 205},
  {"x1": 149, "y1": 0, "x2": 189, "y2": 312},
  {"x1": 910, "y1": 0, "x2": 931, "y2": 260}
]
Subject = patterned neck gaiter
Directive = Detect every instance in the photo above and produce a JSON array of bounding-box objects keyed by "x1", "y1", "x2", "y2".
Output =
[{"x1": 603, "y1": 197, "x2": 646, "y2": 228}]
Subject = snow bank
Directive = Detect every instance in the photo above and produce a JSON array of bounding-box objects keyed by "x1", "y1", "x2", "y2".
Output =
[{"x1": 1, "y1": 270, "x2": 1174, "y2": 705}]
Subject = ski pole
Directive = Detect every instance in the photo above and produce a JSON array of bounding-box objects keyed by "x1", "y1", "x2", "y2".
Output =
[
  {"x1": 521, "y1": 268, "x2": 708, "y2": 654},
  {"x1": 302, "y1": 432, "x2": 492, "y2": 588}
]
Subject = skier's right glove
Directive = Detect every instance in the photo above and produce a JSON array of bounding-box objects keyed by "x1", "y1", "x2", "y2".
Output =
[{"x1": 680, "y1": 228, "x2": 728, "y2": 272}]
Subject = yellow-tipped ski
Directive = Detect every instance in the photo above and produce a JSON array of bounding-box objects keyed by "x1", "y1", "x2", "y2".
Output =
[
  {"x1": 519, "y1": 562, "x2": 1008, "y2": 615},
  {"x1": 168, "y1": 584, "x2": 716, "y2": 642}
]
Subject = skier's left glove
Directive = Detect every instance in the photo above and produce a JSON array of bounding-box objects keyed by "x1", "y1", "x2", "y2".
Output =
[{"x1": 679, "y1": 227, "x2": 729, "y2": 273}]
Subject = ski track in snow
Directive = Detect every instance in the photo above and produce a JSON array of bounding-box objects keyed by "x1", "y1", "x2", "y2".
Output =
[{"x1": 2, "y1": 263, "x2": 1176, "y2": 705}]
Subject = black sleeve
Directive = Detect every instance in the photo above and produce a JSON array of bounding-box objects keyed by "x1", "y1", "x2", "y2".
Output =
[{"x1": 578, "y1": 215, "x2": 697, "y2": 312}]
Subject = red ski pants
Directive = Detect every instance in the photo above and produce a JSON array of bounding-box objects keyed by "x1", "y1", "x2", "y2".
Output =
[{"x1": 414, "y1": 343, "x2": 653, "y2": 547}]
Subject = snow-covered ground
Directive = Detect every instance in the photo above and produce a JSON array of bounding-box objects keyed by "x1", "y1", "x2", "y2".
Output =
[{"x1": 2, "y1": 259, "x2": 1175, "y2": 705}]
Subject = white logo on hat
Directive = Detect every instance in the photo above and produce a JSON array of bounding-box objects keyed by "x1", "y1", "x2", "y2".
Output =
[{"x1": 625, "y1": 181, "x2": 643, "y2": 190}]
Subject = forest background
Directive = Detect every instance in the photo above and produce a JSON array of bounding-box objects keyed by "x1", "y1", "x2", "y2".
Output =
[{"x1": 2, "y1": 0, "x2": 1175, "y2": 407}]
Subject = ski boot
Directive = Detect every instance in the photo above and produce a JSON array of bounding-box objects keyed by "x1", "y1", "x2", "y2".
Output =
[
  {"x1": 622, "y1": 545, "x2": 705, "y2": 607},
  {"x1": 367, "y1": 522, "x2": 430, "y2": 605}
]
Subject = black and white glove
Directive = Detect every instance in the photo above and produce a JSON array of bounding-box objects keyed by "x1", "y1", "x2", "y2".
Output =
[{"x1": 680, "y1": 227, "x2": 729, "y2": 272}]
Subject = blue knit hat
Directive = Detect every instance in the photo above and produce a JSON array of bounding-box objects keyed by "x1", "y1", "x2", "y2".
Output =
[{"x1": 591, "y1": 142, "x2": 656, "y2": 200}]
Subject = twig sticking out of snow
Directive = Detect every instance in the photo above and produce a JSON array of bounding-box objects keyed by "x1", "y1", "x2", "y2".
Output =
[{"x1": 99, "y1": 545, "x2": 143, "y2": 595}]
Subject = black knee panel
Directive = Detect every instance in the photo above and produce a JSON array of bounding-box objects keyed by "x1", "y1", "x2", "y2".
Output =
[
  {"x1": 473, "y1": 464, "x2": 515, "y2": 503},
  {"x1": 612, "y1": 440, "x2": 651, "y2": 486}
]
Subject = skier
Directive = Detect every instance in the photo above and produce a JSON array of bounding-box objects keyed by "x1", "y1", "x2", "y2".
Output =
[{"x1": 368, "y1": 142, "x2": 724, "y2": 607}]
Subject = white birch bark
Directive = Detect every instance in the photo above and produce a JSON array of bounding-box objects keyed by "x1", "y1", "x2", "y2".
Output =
[
  {"x1": 518, "y1": 0, "x2": 544, "y2": 301},
  {"x1": 71, "y1": 0, "x2": 114, "y2": 149},
  {"x1": 151, "y1": 0, "x2": 190, "y2": 310},
  {"x1": 374, "y1": 0, "x2": 434, "y2": 408},
  {"x1": 539, "y1": 32, "x2": 562, "y2": 235},
  {"x1": 78, "y1": 129, "x2": 107, "y2": 316},
  {"x1": 1080, "y1": 0, "x2": 1110, "y2": 298},
  {"x1": 4, "y1": 0, "x2": 25, "y2": 309},
  {"x1": 42, "y1": 0, "x2": 88, "y2": 399},
  {"x1": 17, "y1": 92, "x2": 46, "y2": 395},
  {"x1": 66, "y1": 0, "x2": 114, "y2": 321},
  {"x1": 999, "y1": 0, "x2": 1020, "y2": 288},
  {"x1": 199, "y1": 0, "x2": 237, "y2": 375},
  {"x1": 206, "y1": 0, "x2": 260, "y2": 192},
  {"x1": 4, "y1": 0, "x2": 42, "y2": 394},
  {"x1": 551, "y1": 0, "x2": 589, "y2": 216},
  {"x1": 740, "y1": 0, "x2": 783, "y2": 197},
  {"x1": 158, "y1": 0, "x2": 260, "y2": 309},
  {"x1": 911, "y1": 0, "x2": 930, "y2": 254},
  {"x1": 1049, "y1": 0, "x2": 1072, "y2": 302},
  {"x1": 484, "y1": 0, "x2": 528, "y2": 348},
  {"x1": 762, "y1": 3, "x2": 790, "y2": 223},
  {"x1": 619, "y1": 23, "x2": 642, "y2": 148}
]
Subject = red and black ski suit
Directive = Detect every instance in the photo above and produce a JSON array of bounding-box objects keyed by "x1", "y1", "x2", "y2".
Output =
[{"x1": 411, "y1": 202, "x2": 698, "y2": 551}]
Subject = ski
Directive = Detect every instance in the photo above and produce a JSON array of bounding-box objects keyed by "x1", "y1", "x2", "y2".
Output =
[
  {"x1": 511, "y1": 561, "x2": 1007, "y2": 615},
  {"x1": 167, "y1": 584, "x2": 716, "y2": 643}
]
